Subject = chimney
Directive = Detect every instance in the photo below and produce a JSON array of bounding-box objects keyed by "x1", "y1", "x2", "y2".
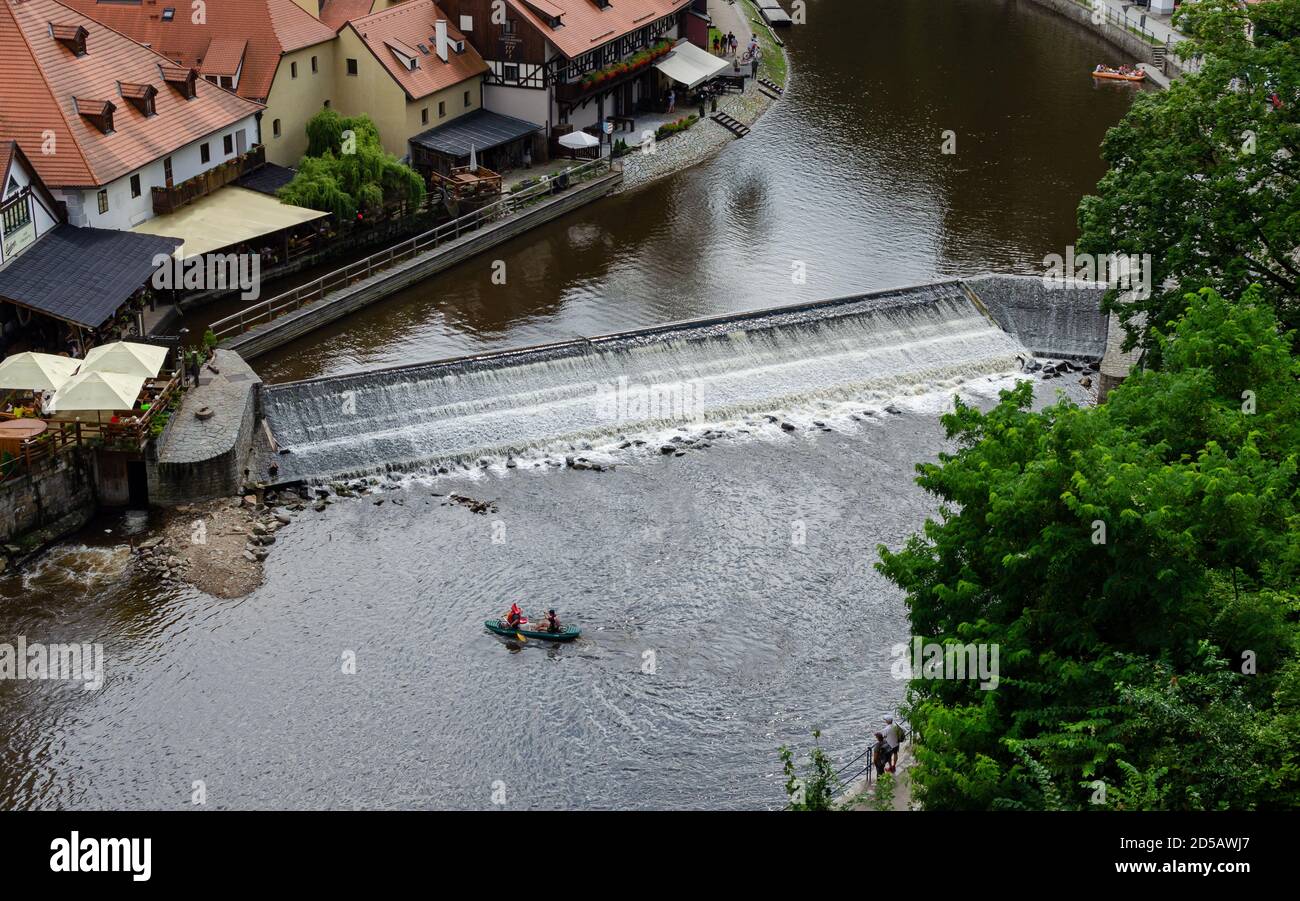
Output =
[{"x1": 435, "y1": 19, "x2": 448, "y2": 62}]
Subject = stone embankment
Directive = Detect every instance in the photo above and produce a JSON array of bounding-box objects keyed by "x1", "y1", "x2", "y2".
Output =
[
  {"x1": 618, "y1": 84, "x2": 775, "y2": 192},
  {"x1": 617, "y1": 0, "x2": 786, "y2": 192}
]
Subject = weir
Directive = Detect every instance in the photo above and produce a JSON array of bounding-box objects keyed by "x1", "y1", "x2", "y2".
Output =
[{"x1": 258, "y1": 276, "x2": 1109, "y2": 483}]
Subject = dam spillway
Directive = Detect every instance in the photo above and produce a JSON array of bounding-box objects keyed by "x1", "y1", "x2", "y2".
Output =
[{"x1": 258, "y1": 276, "x2": 1108, "y2": 483}]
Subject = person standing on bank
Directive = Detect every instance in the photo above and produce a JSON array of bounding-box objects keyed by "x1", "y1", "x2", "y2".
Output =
[
  {"x1": 872, "y1": 732, "x2": 889, "y2": 778},
  {"x1": 883, "y1": 715, "x2": 903, "y2": 770}
]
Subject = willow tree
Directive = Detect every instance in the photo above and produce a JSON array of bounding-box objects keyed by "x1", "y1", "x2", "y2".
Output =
[
  {"x1": 279, "y1": 109, "x2": 426, "y2": 219},
  {"x1": 1076, "y1": 0, "x2": 1300, "y2": 358}
]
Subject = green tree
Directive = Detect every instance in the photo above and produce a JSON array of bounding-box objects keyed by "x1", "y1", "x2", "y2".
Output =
[
  {"x1": 877, "y1": 288, "x2": 1300, "y2": 810},
  {"x1": 1076, "y1": 0, "x2": 1300, "y2": 355},
  {"x1": 779, "y1": 730, "x2": 840, "y2": 810},
  {"x1": 279, "y1": 109, "x2": 425, "y2": 219}
]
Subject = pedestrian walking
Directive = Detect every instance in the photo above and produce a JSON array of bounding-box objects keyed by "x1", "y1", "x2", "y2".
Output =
[
  {"x1": 730, "y1": 32, "x2": 738, "y2": 56},
  {"x1": 666, "y1": 89, "x2": 675, "y2": 113}
]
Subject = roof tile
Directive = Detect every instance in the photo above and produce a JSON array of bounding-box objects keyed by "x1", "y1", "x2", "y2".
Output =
[
  {"x1": 57, "y1": 0, "x2": 336, "y2": 100},
  {"x1": 0, "y1": 0, "x2": 264, "y2": 187},
  {"x1": 506, "y1": 0, "x2": 692, "y2": 60},
  {"x1": 347, "y1": 0, "x2": 488, "y2": 101}
]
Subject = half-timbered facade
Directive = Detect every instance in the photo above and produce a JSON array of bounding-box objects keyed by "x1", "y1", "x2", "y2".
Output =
[{"x1": 437, "y1": 0, "x2": 693, "y2": 136}]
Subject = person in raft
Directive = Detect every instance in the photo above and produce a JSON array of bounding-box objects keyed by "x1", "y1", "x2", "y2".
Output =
[
  {"x1": 504, "y1": 603, "x2": 528, "y2": 629},
  {"x1": 541, "y1": 609, "x2": 562, "y2": 633}
]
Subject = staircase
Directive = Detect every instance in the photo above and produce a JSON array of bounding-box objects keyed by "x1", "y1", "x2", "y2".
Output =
[{"x1": 712, "y1": 111, "x2": 750, "y2": 138}]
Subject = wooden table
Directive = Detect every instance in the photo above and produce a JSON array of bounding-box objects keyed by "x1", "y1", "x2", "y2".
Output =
[{"x1": 0, "y1": 418, "x2": 47, "y2": 459}]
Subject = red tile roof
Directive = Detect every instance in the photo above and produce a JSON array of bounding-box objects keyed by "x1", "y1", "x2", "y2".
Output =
[
  {"x1": 506, "y1": 0, "x2": 692, "y2": 60},
  {"x1": 319, "y1": 0, "x2": 376, "y2": 32},
  {"x1": 58, "y1": 0, "x2": 336, "y2": 100},
  {"x1": 346, "y1": 0, "x2": 488, "y2": 101},
  {"x1": 201, "y1": 37, "x2": 248, "y2": 77},
  {"x1": 0, "y1": 0, "x2": 264, "y2": 188}
]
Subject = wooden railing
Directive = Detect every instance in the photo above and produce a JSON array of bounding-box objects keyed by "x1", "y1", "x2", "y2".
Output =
[
  {"x1": 210, "y1": 157, "x2": 618, "y2": 341},
  {"x1": 152, "y1": 144, "x2": 267, "y2": 216},
  {"x1": 554, "y1": 41, "x2": 674, "y2": 105},
  {"x1": 0, "y1": 372, "x2": 182, "y2": 480},
  {"x1": 0, "y1": 420, "x2": 81, "y2": 483}
]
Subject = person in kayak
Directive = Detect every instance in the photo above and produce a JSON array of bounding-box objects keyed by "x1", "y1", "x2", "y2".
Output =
[
  {"x1": 504, "y1": 603, "x2": 528, "y2": 629},
  {"x1": 541, "y1": 609, "x2": 562, "y2": 633}
]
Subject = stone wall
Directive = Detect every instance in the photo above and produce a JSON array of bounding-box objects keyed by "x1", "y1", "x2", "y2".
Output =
[
  {"x1": 0, "y1": 447, "x2": 97, "y2": 550},
  {"x1": 1025, "y1": 0, "x2": 1165, "y2": 64},
  {"x1": 147, "y1": 350, "x2": 261, "y2": 506},
  {"x1": 964, "y1": 273, "x2": 1110, "y2": 359}
]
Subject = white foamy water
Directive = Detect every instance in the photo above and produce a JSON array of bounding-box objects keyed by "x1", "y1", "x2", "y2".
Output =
[
  {"x1": 18, "y1": 545, "x2": 132, "y2": 593},
  {"x1": 262, "y1": 283, "x2": 1029, "y2": 482}
]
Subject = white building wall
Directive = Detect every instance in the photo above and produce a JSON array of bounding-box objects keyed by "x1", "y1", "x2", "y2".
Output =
[
  {"x1": 3, "y1": 160, "x2": 59, "y2": 235},
  {"x1": 482, "y1": 84, "x2": 550, "y2": 128},
  {"x1": 1, "y1": 154, "x2": 61, "y2": 268},
  {"x1": 60, "y1": 114, "x2": 261, "y2": 231}
]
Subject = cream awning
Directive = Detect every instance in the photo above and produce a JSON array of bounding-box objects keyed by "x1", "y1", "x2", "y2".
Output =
[
  {"x1": 654, "y1": 39, "x2": 732, "y2": 90},
  {"x1": 130, "y1": 186, "x2": 327, "y2": 259}
]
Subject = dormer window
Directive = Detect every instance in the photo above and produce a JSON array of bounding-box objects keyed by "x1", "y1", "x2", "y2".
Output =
[
  {"x1": 594, "y1": 0, "x2": 611, "y2": 8},
  {"x1": 74, "y1": 97, "x2": 116, "y2": 134},
  {"x1": 160, "y1": 63, "x2": 197, "y2": 100},
  {"x1": 50, "y1": 23, "x2": 89, "y2": 56},
  {"x1": 521, "y1": 0, "x2": 565, "y2": 26},
  {"x1": 119, "y1": 82, "x2": 158, "y2": 117},
  {"x1": 387, "y1": 42, "x2": 418, "y2": 70}
]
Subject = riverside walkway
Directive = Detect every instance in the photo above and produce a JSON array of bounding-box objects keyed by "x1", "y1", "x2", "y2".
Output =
[{"x1": 213, "y1": 159, "x2": 621, "y2": 360}]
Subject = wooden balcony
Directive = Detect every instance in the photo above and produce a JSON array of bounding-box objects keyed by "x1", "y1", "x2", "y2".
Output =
[
  {"x1": 554, "y1": 42, "x2": 673, "y2": 106},
  {"x1": 152, "y1": 144, "x2": 266, "y2": 216}
]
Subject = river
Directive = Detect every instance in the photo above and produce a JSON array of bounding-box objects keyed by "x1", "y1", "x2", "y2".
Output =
[{"x1": 2, "y1": 0, "x2": 1137, "y2": 809}]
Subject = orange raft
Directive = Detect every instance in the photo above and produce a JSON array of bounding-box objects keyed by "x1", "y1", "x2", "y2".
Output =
[{"x1": 1091, "y1": 66, "x2": 1147, "y2": 82}]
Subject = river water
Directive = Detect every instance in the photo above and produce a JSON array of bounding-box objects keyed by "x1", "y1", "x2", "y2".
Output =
[
  {"x1": 236, "y1": 0, "x2": 1139, "y2": 384},
  {"x1": 2, "y1": 0, "x2": 1135, "y2": 809}
]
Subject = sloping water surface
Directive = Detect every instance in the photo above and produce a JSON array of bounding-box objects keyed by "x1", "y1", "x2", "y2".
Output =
[{"x1": 264, "y1": 284, "x2": 1029, "y2": 480}]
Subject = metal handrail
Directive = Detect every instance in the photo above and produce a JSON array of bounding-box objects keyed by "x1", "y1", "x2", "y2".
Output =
[{"x1": 210, "y1": 157, "x2": 617, "y2": 341}]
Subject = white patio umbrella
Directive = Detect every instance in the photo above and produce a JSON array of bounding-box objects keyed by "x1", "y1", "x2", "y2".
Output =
[
  {"x1": 468, "y1": 143, "x2": 478, "y2": 173},
  {"x1": 80, "y1": 341, "x2": 169, "y2": 379},
  {"x1": 558, "y1": 130, "x2": 600, "y2": 160},
  {"x1": 558, "y1": 131, "x2": 600, "y2": 150},
  {"x1": 47, "y1": 371, "x2": 146, "y2": 414},
  {"x1": 0, "y1": 352, "x2": 80, "y2": 392}
]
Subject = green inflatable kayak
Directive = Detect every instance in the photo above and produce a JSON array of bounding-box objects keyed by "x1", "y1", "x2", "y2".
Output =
[{"x1": 485, "y1": 620, "x2": 581, "y2": 642}]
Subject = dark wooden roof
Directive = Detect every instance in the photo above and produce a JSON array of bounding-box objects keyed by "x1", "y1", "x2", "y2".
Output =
[
  {"x1": 0, "y1": 225, "x2": 181, "y2": 328},
  {"x1": 236, "y1": 162, "x2": 298, "y2": 195},
  {"x1": 410, "y1": 108, "x2": 543, "y2": 158}
]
